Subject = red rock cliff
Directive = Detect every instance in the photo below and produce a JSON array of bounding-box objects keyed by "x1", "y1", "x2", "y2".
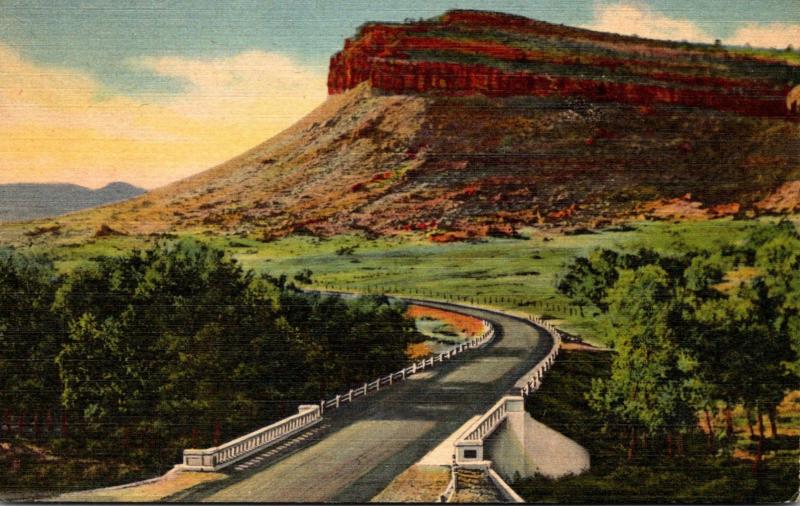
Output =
[{"x1": 328, "y1": 11, "x2": 798, "y2": 118}]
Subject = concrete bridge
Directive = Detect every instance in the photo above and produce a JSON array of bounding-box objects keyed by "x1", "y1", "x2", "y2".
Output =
[{"x1": 175, "y1": 300, "x2": 556, "y2": 502}]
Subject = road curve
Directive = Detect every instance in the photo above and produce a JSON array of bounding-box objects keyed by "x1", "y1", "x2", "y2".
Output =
[{"x1": 182, "y1": 300, "x2": 553, "y2": 503}]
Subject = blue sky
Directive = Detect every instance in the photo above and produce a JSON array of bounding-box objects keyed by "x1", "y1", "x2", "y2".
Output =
[
  {"x1": 1, "y1": 1, "x2": 798, "y2": 188},
  {"x1": 3, "y1": 0, "x2": 797, "y2": 96}
]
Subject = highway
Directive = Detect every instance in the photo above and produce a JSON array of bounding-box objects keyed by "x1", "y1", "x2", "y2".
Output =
[{"x1": 179, "y1": 301, "x2": 553, "y2": 503}]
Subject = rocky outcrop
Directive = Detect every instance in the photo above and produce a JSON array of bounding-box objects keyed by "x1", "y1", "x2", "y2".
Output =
[
  {"x1": 328, "y1": 10, "x2": 799, "y2": 118},
  {"x1": 18, "y1": 36, "x2": 799, "y2": 243}
]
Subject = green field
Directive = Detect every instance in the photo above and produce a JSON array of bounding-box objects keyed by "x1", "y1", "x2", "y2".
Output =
[{"x1": 21, "y1": 216, "x2": 798, "y2": 345}]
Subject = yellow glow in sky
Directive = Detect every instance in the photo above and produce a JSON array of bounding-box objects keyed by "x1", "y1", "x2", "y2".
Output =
[{"x1": 0, "y1": 45, "x2": 327, "y2": 189}]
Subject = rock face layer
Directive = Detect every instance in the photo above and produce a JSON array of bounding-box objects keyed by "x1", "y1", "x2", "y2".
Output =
[{"x1": 329, "y1": 10, "x2": 800, "y2": 118}]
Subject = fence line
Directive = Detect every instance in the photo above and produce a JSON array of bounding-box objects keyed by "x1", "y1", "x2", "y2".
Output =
[{"x1": 316, "y1": 282, "x2": 581, "y2": 316}]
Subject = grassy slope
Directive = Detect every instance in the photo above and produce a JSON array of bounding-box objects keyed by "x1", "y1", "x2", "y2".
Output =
[{"x1": 27, "y1": 216, "x2": 797, "y2": 346}]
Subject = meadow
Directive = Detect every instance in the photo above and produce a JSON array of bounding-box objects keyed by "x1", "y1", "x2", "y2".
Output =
[{"x1": 27, "y1": 216, "x2": 795, "y2": 345}]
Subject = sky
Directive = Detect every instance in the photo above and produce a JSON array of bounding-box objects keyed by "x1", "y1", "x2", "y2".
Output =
[{"x1": 1, "y1": 0, "x2": 798, "y2": 189}]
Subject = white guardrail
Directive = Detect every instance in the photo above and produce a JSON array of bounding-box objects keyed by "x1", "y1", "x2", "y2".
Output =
[
  {"x1": 181, "y1": 404, "x2": 322, "y2": 471},
  {"x1": 453, "y1": 315, "x2": 562, "y2": 465},
  {"x1": 517, "y1": 316, "x2": 561, "y2": 397},
  {"x1": 181, "y1": 315, "x2": 496, "y2": 472},
  {"x1": 320, "y1": 320, "x2": 494, "y2": 413}
]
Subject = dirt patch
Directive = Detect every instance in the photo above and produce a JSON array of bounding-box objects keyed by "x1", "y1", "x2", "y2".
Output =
[
  {"x1": 714, "y1": 266, "x2": 762, "y2": 293},
  {"x1": 639, "y1": 194, "x2": 712, "y2": 220},
  {"x1": 370, "y1": 465, "x2": 450, "y2": 502},
  {"x1": 406, "y1": 304, "x2": 485, "y2": 336},
  {"x1": 560, "y1": 342, "x2": 608, "y2": 352},
  {"x1": 756, "y1": 180, "x2": 800, "y2": 214},
  {"x1": 51, "y1": 470, "x2": 227, "y2": 503},
  {"x1": 406, "y1": 342, "x2": 434, "y2": 360}
]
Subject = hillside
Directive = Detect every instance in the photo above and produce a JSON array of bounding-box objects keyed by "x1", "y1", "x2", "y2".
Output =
[
  {"x1": 0, "y1": 182, "x2": 145, "y2": 223},
  {"x1": 3, "y1": 10, "x2": 799, "y2": 243}
]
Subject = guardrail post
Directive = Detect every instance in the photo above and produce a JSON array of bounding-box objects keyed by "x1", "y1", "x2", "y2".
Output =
[
  {"x1": 389, "y1": 374, "x2": 393, "y2": 385},
  {"x1": 320, "y1": 400, "x2": 325, "y2": 414},
  {"x1": 336, "y1": 394, "x2": 340, "y2": 408},
  {"x1": 348, "y1": 389, "x2": 353, "y2": 402}
]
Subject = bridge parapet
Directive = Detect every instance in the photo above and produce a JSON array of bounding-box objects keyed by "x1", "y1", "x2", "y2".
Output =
[
  {"x1": 180, "y1": 404, "x2": 321, "y2": 471},
  {"x1": 456, "y1": 396, "x2": 517, "y2": 462},
  {"x1": 320, "y1": 319, "x2": 494, "y2": 413},
  {"x1": 517, "y1": 316, "x2": 561, "y2": 396},
  {"x1": 454, "y1": 315, "x2": 561, "y2": 466}
]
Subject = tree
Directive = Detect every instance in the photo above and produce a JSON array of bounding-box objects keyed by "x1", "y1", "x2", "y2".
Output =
[
  {"x1": 344, "y1": 295, "x2": 419, "y2": 380},
  {"x1": 682, "y1": 252, "x2": 728, "y2": 300},
  {"x1": 689, "y1": 285, "x2": 759, "y2": 443},
  {"x1": 754, "y1": 234, "x2": 800, "y2": 411},
  {"x1": 558, "y1": 223, "x2": 799, "y2": 471},
  {"x1": 0, "y1": 248, "x2": 63, "y2": 412},
  {"x1": 588, "y1": 265, "x2": 696, "y2": 460},
  {"x1": 680, "y1": 251, "x2": 738, "y2": 439},
  {"x1": 52, "y1": 238, "x2": 423, "y2": 452},
  {"x1": 56, "y1": 314, "x2": 140, "y2": 429},
  {"x1": 53, "y1": 254, "x2": 145, "y2": 324},
  {"x1": 740, "y1": 220, "x2": 798, "y2": 264},
  {"x1": 557, "y1": 249, "x2": 619, "y2": 314}
]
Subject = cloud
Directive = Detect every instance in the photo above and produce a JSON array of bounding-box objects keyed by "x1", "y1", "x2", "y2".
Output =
[
  {"x1": 131, "y1": 51, "x2": 325, "y2": 123},
  {"x1": 727, "y1": 23, "x2": 800, "y2": 49},
  {"x1": 0, "y1": 46, "x2": 326, "y2": 189},
  {"x1": 583, "y1": 1, "x2": 713, "y2": 43}
]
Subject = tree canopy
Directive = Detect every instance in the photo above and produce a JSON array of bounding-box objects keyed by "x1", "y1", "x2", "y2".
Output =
[
  {"x1": 558, "y1": 221, "x2": 800, "y2": 459},
  {"x1": 2, "y1": 239, "x2": 422, "y2": 472}
]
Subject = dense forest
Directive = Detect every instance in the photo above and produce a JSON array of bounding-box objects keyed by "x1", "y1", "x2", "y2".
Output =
[
  {"x1": 532, "y1": 220, "x2": 800, "y2": 501},
  {"x1": 0, "y1": 239, "x2": 421, "y2": 489}
]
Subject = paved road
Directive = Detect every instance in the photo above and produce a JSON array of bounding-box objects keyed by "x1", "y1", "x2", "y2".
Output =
[{"x1": 180, "y1": 301, "x2": 552, "y2": 503}]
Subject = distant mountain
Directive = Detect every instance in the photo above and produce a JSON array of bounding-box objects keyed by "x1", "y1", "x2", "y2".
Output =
[{"x1": 0, "y1": 182, "x2": 146, "y2": 222}]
